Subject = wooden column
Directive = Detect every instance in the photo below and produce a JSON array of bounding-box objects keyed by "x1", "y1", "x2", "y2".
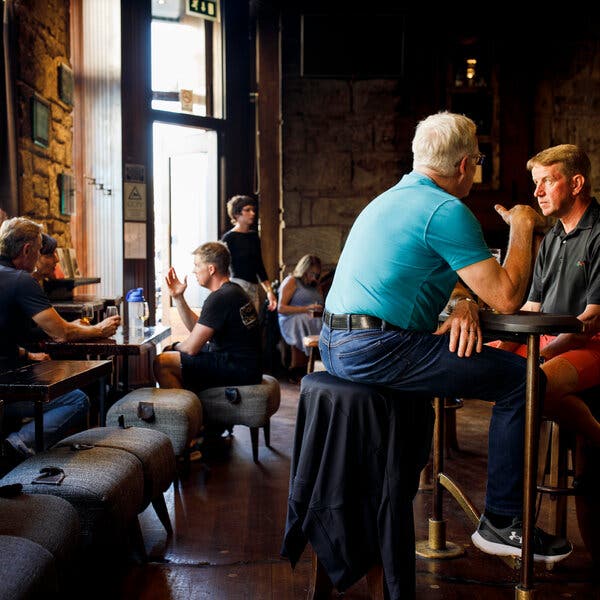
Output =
[{"x1": 255, "y1": 10, "x2": 282, "y2": 281}]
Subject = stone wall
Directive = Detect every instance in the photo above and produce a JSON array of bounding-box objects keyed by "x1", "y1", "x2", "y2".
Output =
[
  {"x1": 14, "y1": 0, "x2": 73, "y2": 246},
  {"x1": 534, "y1": 38, "x2": 600, "y2": 196},
  {"x1": 280, "y1": 13, "x2": 600, "y2": 276}
]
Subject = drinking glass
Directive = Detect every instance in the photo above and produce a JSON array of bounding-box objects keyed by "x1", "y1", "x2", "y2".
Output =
[
  {"x1": 81, "y1": 303, "x2": 95, "y2": 325},
  {"x1": 139, "y1": 302, "x2": 149, "y2": 328},
  {"x1": 105, "y1": 306, "x2": 119, "y2": 318}
]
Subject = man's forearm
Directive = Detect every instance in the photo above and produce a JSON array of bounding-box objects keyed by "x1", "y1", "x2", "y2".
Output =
[
  {"x1": 172, "y1": 295, "x2": 198, "y2": 332},
  {"x1": 501, "y1": 221, "x2": 537, "y2": 309}
]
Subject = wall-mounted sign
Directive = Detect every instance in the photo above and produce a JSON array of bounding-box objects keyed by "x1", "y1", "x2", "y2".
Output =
[
  {"x1": 59, "y1": 173, "x2": 75, "y2": 215},
  {"x1": 186, "y1": 0, "x2": 219, "y2": 21},
  {"x1": 31, "y1": 94, "x2": 50, "y2": 148},
  {"x1": 124, "y1": 183, "x2": 146, "y2": 221},
  {"x1": 124, "y1": 222, "x2": 146, "y2": 259},
  {"x1": 58, "y1": 63, "x2": 74, "y2": 106}
]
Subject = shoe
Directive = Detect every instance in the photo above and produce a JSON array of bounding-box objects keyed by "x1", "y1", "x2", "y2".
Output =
[
  {"x1": 4, "y1": 435, "x2": 35, "y2": 459},
  {"x1": 471, "y1": 515, "x2": 572, "y2": 563}
]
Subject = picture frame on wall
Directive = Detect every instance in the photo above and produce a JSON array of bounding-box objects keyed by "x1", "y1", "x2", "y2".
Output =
[
  {"x1": 31, "y1": 94, "x2": 50, "y2": 148},
  {"x1": 58, "y1": 63, "x2": 74, "y2": 106}
]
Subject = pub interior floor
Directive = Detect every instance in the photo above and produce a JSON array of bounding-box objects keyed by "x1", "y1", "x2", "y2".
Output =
[{"x1": 83, "y1": 378, "x2": 597, "y2": 600}]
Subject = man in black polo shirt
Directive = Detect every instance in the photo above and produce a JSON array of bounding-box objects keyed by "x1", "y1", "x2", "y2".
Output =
[
  {"x1": 491, "y1": 145, "x2": 600, "y2": 444},
  {"x1": 153, "y1": 241, "x2": 262, "y2": 392},
  {"x1": 0, "y1": 217, "x2": 120, "y2": 459},
  {"x1": 486, "y1": 144, "x2": 600, "y2": 563}
]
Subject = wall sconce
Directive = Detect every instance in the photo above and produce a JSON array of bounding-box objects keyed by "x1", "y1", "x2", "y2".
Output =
[{"x1": 466, "y1": 58, "x2": 477, "y2": 85}]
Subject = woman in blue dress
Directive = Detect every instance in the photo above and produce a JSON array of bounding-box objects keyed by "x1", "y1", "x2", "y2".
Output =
[{"x1": 277, "y1": 254, "x2": 323, "y2": 372}]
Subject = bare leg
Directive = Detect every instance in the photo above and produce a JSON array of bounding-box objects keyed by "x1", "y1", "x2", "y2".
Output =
[
  {"x1": 153, "y1": 351, "x2": 184, "y2": 388},
  {"x1": 542, "y1": 357, "x2": 600, "y2": 446}
]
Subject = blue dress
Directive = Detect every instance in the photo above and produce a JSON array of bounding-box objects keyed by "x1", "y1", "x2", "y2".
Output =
[{"x1": 278, "y1": 276, "x2": 323, "y2": 353}]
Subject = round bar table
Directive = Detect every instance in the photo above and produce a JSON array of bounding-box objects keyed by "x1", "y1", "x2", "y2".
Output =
[
  {"x1": 418, "y1": 311, "x2": 583, "y2": 599},
  {"x1": 480, "y1": 311, "x2": 583, "y2": 597}
]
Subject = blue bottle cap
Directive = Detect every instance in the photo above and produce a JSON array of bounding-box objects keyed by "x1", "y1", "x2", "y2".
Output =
[{"x1": 126, "y1": 287, "x2": 145, "y2": 302}]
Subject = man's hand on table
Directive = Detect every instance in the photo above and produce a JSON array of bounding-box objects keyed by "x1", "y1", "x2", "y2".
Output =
[
  {"x1": 96, "y1": 316, "x2": 120, "y2": 337},
  {"x1": 435, "y1": 298, "x2": 482, "y2": 357}
]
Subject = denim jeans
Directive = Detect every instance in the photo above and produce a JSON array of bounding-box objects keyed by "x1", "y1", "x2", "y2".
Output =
[
  {"x1": 5, "y1": 389, "x2": 89, "y2": 455},
  {"x1": 319, "y1": 323, "x2": 536, "y2": 516}
]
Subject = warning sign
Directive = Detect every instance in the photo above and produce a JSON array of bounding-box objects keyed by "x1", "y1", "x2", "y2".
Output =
[{"x1": 124, "y1": 182, "x2": 146, "y2": 221}]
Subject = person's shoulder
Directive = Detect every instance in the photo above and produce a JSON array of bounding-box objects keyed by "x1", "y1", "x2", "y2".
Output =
[{"x1": 221, "y1": 228, "x2": 236, "y2": 241}]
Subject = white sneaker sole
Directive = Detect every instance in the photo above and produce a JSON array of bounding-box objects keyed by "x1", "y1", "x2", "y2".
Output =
[{"x1": 471, "y1": 531, "x2": 572, "y2": 564}]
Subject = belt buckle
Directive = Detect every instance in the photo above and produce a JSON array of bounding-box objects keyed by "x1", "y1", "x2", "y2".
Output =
[{"x1": 346, "y1": 313, "x2": 352, "y2": 331}]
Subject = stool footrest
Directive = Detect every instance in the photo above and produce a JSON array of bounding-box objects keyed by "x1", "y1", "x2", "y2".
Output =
[{"x1": 536, "y1": 484, "x2": 581, "y2": 496}]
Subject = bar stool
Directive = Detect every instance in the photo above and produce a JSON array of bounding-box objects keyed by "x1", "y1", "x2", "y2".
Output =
[
  {"x1": 281, "y1": 371, "x2": 434, "y2": 598},
  {"x1": 536, "y1": 385, "x2": 600, "y2": 565},
  {"x1": 302, "y1": 334, "x2": 322, "y2": 374}
]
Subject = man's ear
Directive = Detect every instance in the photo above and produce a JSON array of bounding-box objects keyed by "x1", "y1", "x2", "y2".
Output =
[{"x1": 571, "y1": 174, "x2": 585, "y2": 195}]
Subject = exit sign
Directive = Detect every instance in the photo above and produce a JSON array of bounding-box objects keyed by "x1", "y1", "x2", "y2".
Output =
[{"x1": 186, "y1": 0, "x2": 219, "y2": 21}]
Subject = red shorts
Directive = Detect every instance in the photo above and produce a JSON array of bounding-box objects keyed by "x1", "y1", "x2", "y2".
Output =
[{"x1": 488, "y1": 335, "x2": 600, "y2": 391}]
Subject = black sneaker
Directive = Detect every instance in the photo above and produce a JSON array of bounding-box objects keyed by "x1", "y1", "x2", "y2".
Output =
[{"x1": 471, "y1": 515, "x2": 572, "y2": 563}]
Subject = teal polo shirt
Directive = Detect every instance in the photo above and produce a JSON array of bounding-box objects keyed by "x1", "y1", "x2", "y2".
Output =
[{"x1": 326, "y1": 171, "x2": 492, "y2": 331}]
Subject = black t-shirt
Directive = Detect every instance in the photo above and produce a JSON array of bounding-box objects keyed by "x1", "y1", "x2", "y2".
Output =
[
  {"x1": 199, "y1": 281, "x2": 261, "y2": 358},
  {"x1": 0, "y1": 258, "x2": 52, "y2": 363},
  {"x1": 528, "y1": 199, "x2": 600, "y2": 314},
  {"x1": 221, "y1": 229, "x2": 269, "y2": 284}
]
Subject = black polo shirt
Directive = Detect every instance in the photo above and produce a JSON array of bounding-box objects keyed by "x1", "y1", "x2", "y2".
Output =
[{"x1": 528, "y1": 199, "x2": 600, "y2": 314}]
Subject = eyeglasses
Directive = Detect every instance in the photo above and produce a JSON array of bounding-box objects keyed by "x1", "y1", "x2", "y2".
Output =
[{"x1": 472, "y1": 153, "x2": 486, "y2": 166}]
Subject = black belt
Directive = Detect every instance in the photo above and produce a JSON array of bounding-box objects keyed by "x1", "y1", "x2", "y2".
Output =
[{"x1": 323, "y1": 310, "x2": 400, "y2": 331}]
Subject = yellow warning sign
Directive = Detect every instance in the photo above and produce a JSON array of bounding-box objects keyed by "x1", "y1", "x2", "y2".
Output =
[{"x1": 124, "y1": 182, "x2": 146, "y2": 221}]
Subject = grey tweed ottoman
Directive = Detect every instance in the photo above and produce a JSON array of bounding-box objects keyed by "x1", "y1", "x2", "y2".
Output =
[
  {"x1": 0, "y1": 535, "x2": 57, "y2": 599},
  {"x1": 197, "y1": 375, "x2": 281, "y2": 462},
  {"x1": 55, "y1": 426, "x2": 176, "y2": 533},
  {"x1": 0, "y1": 445, "x2": 144, "y2": 551},
  {"x1": 0, "y1": 493, "x2": 80, "y2": 597},
  {"x1": 105, "y1": 388, "x2": 202, "y2": 458}
]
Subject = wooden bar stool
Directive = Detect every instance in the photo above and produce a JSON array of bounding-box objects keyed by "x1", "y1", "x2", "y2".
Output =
[{"x1": 302, "y1": 334, "x2": 322, "y2": 374}]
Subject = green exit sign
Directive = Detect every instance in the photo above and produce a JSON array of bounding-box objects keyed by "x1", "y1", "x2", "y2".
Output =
[{"x1": 187, "y1": 0, "x2": 219, "y2": 21}]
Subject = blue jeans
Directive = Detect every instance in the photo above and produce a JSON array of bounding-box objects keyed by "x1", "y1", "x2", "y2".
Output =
[
  {"x1": 5, "y1": 389, "x2": 89, "y2": 455},
  {"x1": 319, "y1": 323, "x2": 535, "y2": 516}
]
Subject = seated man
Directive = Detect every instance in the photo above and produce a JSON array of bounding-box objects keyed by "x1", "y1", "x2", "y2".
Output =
[
  {"x1": 153, "y1": 241, "x2": 262, "y2": 392},
  {"x1": 0, "y1": 218, "x2": 120, "y2": 459},
  {"x1": 277, "y1": 254, "x2": 323, "y2": 376},
  {"x1": 319, "y1": 111, "x2": 571, "y2": 563},
  {"x1": 493, "y1": 144, "x2": 600, "y2": 444}
]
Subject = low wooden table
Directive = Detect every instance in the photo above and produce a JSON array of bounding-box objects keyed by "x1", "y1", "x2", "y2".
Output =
[
  {"x1": 0, "y1": 360, "x2": 112, "y2": 451},
  {"x1": 43, "y1": 325, "x2": 172, "y2": 400}
]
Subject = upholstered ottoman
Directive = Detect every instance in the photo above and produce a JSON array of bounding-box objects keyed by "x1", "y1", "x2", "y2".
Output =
[
  {"x1": 0, "y1": 493, "x2": 80, "y2": 595},
  {"x1": 105, "y1": 388, "x2": 202, "y2": 458},
  {"x1": 197, "y1": 375, "x2": 281, "y2": 462},
  {"x1": 0, "y1": 493, "x2": 79, "y2": 566},
  {"x1": 0, "y1": 446, "x2": 145, "y2": 550},
  {"x1": 0, "y1": 535, "x2": 57, "y2": 598},
  {"x1": 55, "y1": 426, "x2": 176, "y2": 533}
]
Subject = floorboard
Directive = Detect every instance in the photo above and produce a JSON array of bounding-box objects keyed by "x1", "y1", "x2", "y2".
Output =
[{"x1": 106, "y1": 379, "x2": 600, "y2": 599}]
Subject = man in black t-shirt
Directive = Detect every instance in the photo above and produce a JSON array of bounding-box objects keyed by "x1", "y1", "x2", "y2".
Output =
[{"x1": 153, "y1": 241, "x2": 262, "y2": 392}]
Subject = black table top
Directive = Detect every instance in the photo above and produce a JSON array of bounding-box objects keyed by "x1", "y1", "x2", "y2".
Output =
[
  {"x1": 479, "y1": 310, "x2": 584, "y2": 336},
  {"x1": 0, "y1": 359, "x2": 112, "y2": 400},
  {"x1": 43, "y1": 324, "x2": 172, "y2": 357}
]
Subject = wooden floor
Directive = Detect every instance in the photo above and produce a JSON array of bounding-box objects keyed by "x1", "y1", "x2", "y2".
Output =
[{"x1": 101, "y1": 378, "x2": 599, "y2": 599}]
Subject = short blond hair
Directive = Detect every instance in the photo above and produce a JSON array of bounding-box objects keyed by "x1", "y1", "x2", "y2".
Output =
[
  {"x1": 527, "y1": 144, "x2": 591, "y2": 195},
  {"x1": 192, "y1": 241, "x2": 231, "y2": 274}
]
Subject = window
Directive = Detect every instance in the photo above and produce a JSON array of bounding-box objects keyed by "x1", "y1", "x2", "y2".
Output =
[{"x1": 151, "y1": 11, "x2": 223, "y2": 118}]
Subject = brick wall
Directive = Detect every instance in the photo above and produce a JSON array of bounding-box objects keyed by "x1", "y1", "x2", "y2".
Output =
[{"x1": 14, "y1": 0, "x2": 73, "y2": 246}]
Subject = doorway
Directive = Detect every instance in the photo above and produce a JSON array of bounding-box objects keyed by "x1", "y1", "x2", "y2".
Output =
[{"x1": 152, "y1": 122, "x2": 218, "y2": 334}]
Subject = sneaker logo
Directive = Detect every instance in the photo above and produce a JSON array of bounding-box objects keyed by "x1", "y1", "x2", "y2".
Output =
[{"x1": 509, "y1": 530, "x2": 522, "y2": 545}]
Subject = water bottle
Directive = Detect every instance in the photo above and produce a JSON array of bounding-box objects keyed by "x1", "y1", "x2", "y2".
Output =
[{"x1": 126, "y1": 287, "x2": 145, "y2": 339}]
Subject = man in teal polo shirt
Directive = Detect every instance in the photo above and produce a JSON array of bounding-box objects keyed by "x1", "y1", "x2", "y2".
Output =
[{"x1": 321, "y1": 111, "x2": 572, "y2": 563}]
